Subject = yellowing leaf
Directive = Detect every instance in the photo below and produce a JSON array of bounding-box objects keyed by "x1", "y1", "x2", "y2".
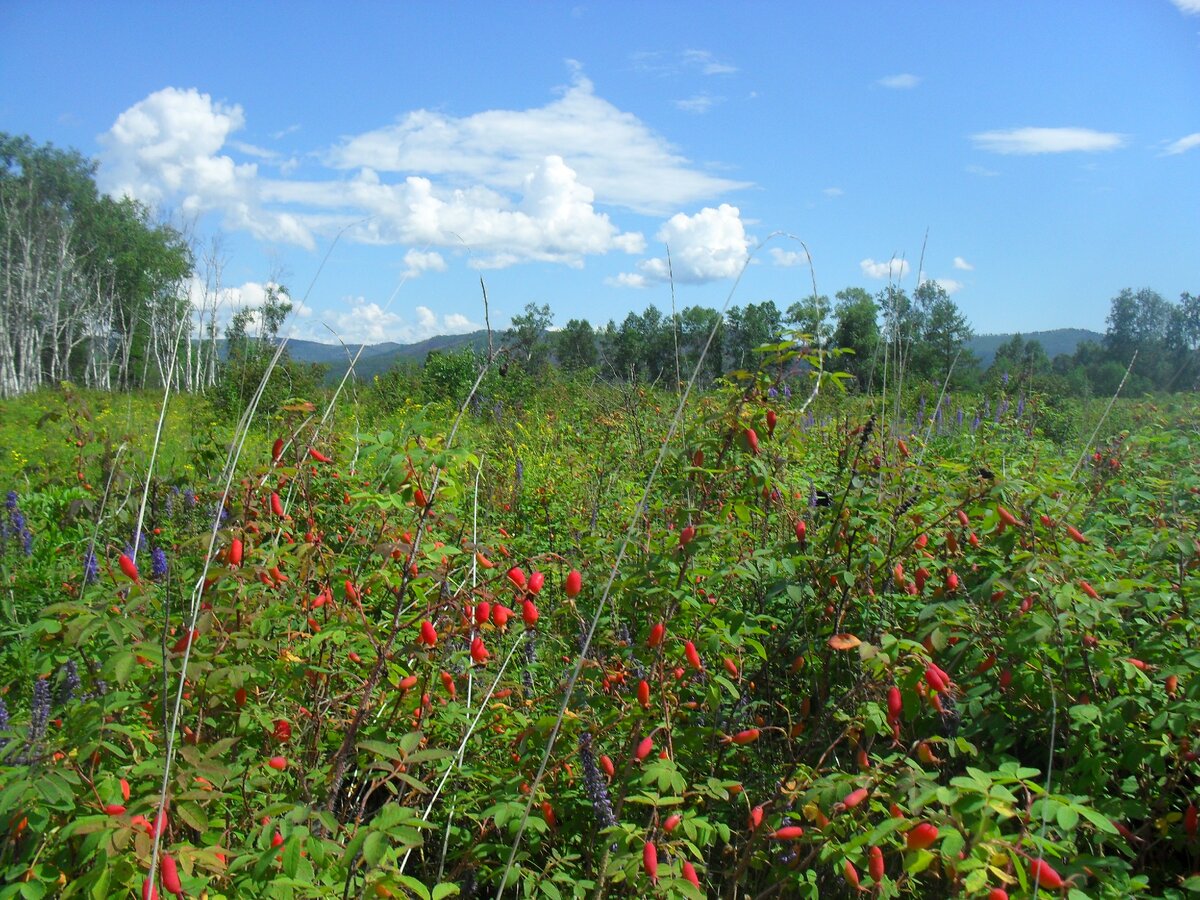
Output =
[{"x1": 828, "y1": 634, "x2": 861, "y2": 651}]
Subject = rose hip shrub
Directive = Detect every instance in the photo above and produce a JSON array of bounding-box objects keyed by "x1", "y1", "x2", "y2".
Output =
[{"x1": 0, "y1": 371, "x2": 1196, "y2": 899}]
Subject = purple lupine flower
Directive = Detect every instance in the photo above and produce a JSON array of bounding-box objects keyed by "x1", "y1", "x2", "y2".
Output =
[
  {"x1": 28, "y1": 678, "x2": 51, "y2": 744},
  {"x1": 151, "y1": 547, "x2": 169, "y2": 581},
  {"x1": 1016, "y1": 395, "x2": 1025, "y2": 417},
  {"x1": 1001, "y1": 372, "x2": 1010, "y2": 386},
  {"x1": 514, "y1": 458, "x2": 524, "y2": 491},
  {"x1": 165, "y1": 486, "x2": 178, "y2": 519},
  {"x1": 0, "y1": 696, "x2": 9, "y2": 754},
  {"x1": 935, "y1": 406, "x2": 943, "y2": 433},
  {"x1": 783, "y1": 383, "x2": 792, "y2": 399},
  {"x1": 19, "y1": 525, "x2": 31, "y2": 556},
  {"x1": 55, "y1": 660, "x2": 80, "y2": 706},
  {"x1": 983, "y1": 400, "x2": 991, "y2": 419},
  {"x1": 996, "y1": 399, "x2": 1009, "y2": 421},
  {"x1": 767, "y1": 386, "x2": 778, "y2": 399},
  {"x1": 4, "y1": 491, "x2": 16, "y2": 511},
  {"x1": 956, "y1": 408, "x2": 964, "y2": 428},
  {"x1": 579, "y1": 732, "x2": 617, "y2": 829},
  {"x1": 971, "y1": 415, "x2": 981, "y2": 432},
  {"x1": 83, "y1": 550, "x2": 99, "y2": 585},
  {"x1": 183, "y1": 488, "x2": 197, "y2": 509}
]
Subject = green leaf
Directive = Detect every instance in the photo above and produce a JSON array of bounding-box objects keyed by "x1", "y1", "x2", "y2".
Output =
[
  {"x1": 1077, "y1": 806, "x2": 1119, "y2": 834},
  {"x1": 393, "y1": 875, "x2": 431, "y2": 900},
  {"x1": 363, "y1": 830, "x2": 387, "y2": 867}
]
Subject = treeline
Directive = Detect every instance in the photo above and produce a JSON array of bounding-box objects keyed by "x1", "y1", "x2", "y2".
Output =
[
  {"x1": 496, "y1": 281, "x2": 976, "y2": 391},
  {"x1": 477, "y1": 283, "x2": 1199, "y2": 397}
]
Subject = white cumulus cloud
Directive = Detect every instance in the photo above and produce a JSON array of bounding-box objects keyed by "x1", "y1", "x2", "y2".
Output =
[
  {"x1": 99, "y1": 87, "x2": 315, "y2": 248},
  {"x1": 607, "y1": 272, "x2": 648, "y2": 289},
  {"x1": 403, "y1": 249, "x2": 447, "y2": 278},
  {"x1": 877, "y1": 73, "x2": 921, "y2": 89},
  {"x1": 860, "y1": 257, "x2": 911, "y2": 280},
  {"x1": 953, "y1": 256, "x2": 974, "y2": 271},
  {"x1": 971, "y1": 127, "x2": 1126, "y2": 155},
  {"x1": 770, "y1": 248, "x2": 810, "y2": 268},
  {"x1": 98, "y1": 73, "x2": 746, "y2": 272},
  {"x1": 630, "y1": 204, "x2": 750, "y2": 285},
  {"x1": 1169, "y1": 0, "x2": 1200, "y2": 13},
  {"x1": 934, "y1": 278, "x2": 964, "y2": 295},
  {"x1": 1163, "y1": 132, "x2": 1200, "y2": 155},
  {"x1": 315, "y1": 297, "x2": 479, "y2": 344}
]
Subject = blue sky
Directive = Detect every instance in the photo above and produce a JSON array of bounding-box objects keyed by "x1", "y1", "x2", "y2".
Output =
[{"x1": 2, "y1": 1, "x2": 1197, "y2": 344}]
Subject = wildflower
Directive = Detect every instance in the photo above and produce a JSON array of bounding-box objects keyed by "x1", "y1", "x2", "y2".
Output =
[
  {"x1": 767, "y1": 386, "x2": 778, "y2": 399},
  {"x1": 0, "y1": 696, "x2": 9, "y2": 754},
  {"x1": 783, "y1": 384, "x2": 792, "y2": 400},
  {"x1": 4, "y1": 490, "x2": 16, "y2": 511},
  {"x1": 151, "y1": 547, "x2": 169, "y2": 581},
  {"x1": 522, "y1": 631, "x2": 537, "y2": 695},
  {"x1": 83, "y1": 550, "x2": 99, "y2": 585},
  {"x1": 579, "y1": 732, "x2": 617, "y2": 829},
  {"x1": 1001, "y1": 371, "x2": 1010, "y2": 386},
  {"x1": 183, "y1": 488, "x2": 197, "y2": 509},
  {"x1": 28, "y1": 678, "x2": 51, "y2": 744},
  {"x1": 1016, "y1": 395, "x2": 1025, "y2": 417}
]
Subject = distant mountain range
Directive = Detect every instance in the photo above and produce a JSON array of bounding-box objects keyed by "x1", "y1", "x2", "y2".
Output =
[
  {"x1": 275, "y1": 327, "x2": 1105, "y2": 383},
  {"x1": 966, "y1": 328, "x2": 1103, "y2": 369}
]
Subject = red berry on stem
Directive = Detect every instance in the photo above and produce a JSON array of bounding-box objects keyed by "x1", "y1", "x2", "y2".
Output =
[
  {"x1": 419, "y1": 620, "x2": 437, "y2": 647},
  {"x1": 648, "y1": 622, "x2": 665, "y2": 648},
  {"x1": 565, "y1": 569, "x2": 582, "y2": 598},
  {"x1": 1028, "y1": 858, "x2": 1065, "y2": 890},
  {"x1": 119, "y1": 553, "x2": 140, "y2": 583},
  {"x1": 643, "y1": 841, "x2": 659, "y2": 884},
  {"x1": 905, "y1": 822, "x2": 939, "y2": 851}
]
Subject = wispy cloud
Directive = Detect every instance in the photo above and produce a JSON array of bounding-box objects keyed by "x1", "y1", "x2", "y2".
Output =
[
  {"x1": 1162, "y1": 132, "x2": 1200, "y2": 155},
  {"x1": 971, "y1": 127, "x2": 1126, "y2": 155},
  {"x1": 935, "y1": 278, "x2": 964, "y2": 295},
  {"x1": 965, "y1": 163, "x2": 999, "y2": 177},
  {"x1": 676, "y1": 94, "x2": 717, "y2": 114},
  {"x1": 327, "y1": 70, "x2": 749, "y2": 214},
  {"x1": 860, "y1": 257, "x2": 910, "y2": 280},
  {"x1": 822, "y1": 186, "x2": 843, "y2": 197},
  {"x1": 681, "y1": 49, "x2": 738, "y2": 75},
  {"x1": 953, "y1": 256, "x2": 974, "y2": 271},
  {"x1": 632, "y1": 49, "x2": 737, "y2": 77},
  {"x1": 877, "y1": 73, "x2": 921, "y2": 89},
  {"x1": 1169, "y1": 0, "x2": 1200, "y2": 13}
]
